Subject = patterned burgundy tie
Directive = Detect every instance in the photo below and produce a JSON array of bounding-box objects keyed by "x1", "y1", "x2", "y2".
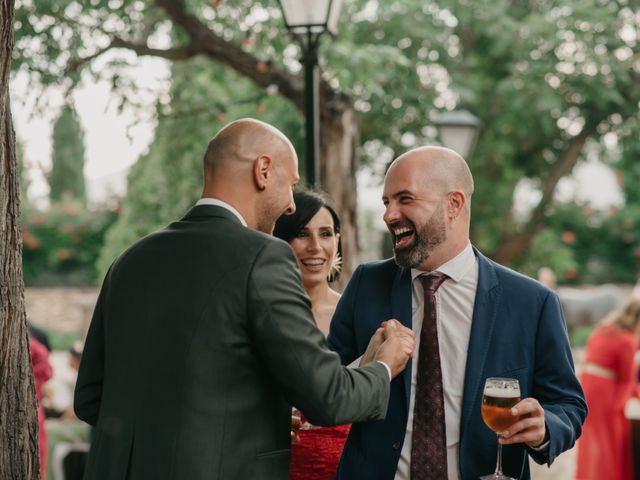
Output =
[{"x1": 411, "y1": 273, "x2": 449, "y2": 480}]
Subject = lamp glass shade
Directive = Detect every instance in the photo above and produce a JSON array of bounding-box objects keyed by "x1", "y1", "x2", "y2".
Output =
[
  {"x1": 433, "y1": 109, "x2": 480, "y2": 159},
  {"x1": 279, "y1": 0, "x2": 342, "y2": 34}
]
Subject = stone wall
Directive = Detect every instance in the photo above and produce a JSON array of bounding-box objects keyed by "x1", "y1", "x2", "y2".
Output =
[{"x1": 25, "y1": 287, "x2": 99, "y2": 338}]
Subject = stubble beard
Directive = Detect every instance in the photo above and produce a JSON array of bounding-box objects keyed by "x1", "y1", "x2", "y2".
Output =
[
  {"x1": 393, "y1": 203, "x2": 447, "y2": 269},
  {"x1": 256, "y1": 195, "x2": 279, "y2": 234}
]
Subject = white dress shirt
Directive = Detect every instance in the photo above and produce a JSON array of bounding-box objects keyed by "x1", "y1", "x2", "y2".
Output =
[
  {"x1": 195, "y1": 197, "x2": 247, "y2": 226},
  {"x1": 395, "y1": 243, "x2": 478, "y2": 480}
]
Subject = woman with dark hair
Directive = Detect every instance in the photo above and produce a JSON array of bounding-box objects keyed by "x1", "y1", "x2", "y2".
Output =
[
  {"x1": 274, "y1": 190, "x2": 342, "y2": 336},
  {"x1": 576, "y1": 297, "x2": 640, "y2": 480},
  {"x1": 274, "y1": 190, "x2": 348, "y2": 480}
]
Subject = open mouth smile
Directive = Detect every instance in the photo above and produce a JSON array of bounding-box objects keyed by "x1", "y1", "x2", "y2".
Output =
[
  {"x1": 391, "y1": 225, "x2": 415, "y2": 250},
  {"x1": 300, "y1": 258, "x2": 326, "y2": 272}
]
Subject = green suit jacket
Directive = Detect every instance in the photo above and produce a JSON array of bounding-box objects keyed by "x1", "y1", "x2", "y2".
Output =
[{"x1": 74, "y1": 205, "x2": 390, "y2": 479}]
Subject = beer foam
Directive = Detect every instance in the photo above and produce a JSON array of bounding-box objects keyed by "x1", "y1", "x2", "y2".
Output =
[{"x1": 484, "y1": 386, "x2": 520, "y2": 398}]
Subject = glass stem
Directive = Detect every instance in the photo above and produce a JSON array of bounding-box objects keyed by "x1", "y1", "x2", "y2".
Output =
[{"x1": 495, "y1": 434, "x2": 504, "y2": 476}]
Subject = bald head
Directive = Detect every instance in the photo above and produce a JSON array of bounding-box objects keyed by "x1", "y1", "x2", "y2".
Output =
[
  {"x1": 388, "y1": 146, "x2": 474, "y2": 202},
  {"x1": 203, "y1": 118, "x2": 294, "y2": 181},
  {"x1": 382, "y1": 146, "x2": 473, "y2": 270},
  {"x1": 200, "y1": 118, "x2": 300, "y2": 233}
]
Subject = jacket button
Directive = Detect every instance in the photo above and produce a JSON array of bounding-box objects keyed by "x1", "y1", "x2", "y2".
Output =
[{"x1": 392, "y1": 441, "x2": 401, "y2": 450}]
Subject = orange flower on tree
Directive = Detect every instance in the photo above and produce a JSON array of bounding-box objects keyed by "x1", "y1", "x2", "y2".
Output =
[{"x1": 561, "y1": 231, "x2": 576, "y2": 245}]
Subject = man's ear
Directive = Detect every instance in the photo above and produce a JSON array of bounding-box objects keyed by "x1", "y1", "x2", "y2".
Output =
[
  {"x1": 448, "y1": 191, "x2": 465, "y2": 219},
  {"x1": 253, "y1": 155, "x2": 272, "y2": 191}
]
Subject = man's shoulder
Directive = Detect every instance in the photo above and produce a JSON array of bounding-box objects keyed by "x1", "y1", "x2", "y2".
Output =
[
  {"x1": 110, "y1": 215, "x2": 290, "y2": 272},
  {"x1": 476, "y1": 249, "x2": 552, "y2": 296},
  {"x1": 356, "y1": 257, "x2": 403, "y2": 276}
]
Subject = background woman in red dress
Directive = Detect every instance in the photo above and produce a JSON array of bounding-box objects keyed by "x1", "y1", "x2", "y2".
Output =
[
  {"x1": 30, "y1": 335, "x2": 53, "y2": 480},
  {"x1": 274, "y1": 190, "x2": 349, "y2": 480},
  {"x1": 576, "y1": 297, "x2": 640, "y2": 480}
]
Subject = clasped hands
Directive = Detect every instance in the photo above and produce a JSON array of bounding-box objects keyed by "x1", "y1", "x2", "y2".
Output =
[{"x1": 360, "y1": 319, "x2": 416, "y2": 379}]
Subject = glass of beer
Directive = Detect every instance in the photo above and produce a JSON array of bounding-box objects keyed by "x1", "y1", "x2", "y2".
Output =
[{"x1": 480, "y1": 377, "x2": 521, "y2": 480}]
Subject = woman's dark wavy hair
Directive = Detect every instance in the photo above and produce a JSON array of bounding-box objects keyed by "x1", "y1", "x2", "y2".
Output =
[{"x1": 273, "y1": 189, "x2": 342, "y2": 282}]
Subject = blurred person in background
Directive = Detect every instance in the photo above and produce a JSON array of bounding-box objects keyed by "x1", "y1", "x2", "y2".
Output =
[
  {"x1": 274, "y1": 190, "x2": 347, "y2": 480},
  {"x1": 30, "y1": 335, "x2": 53, "y2": 479},
  {"x1": 44, "y1": 341, "x2": 83, "y2": 419},
  {"x1": 576, "y1": 297, "x2": 640, "y2": 480}
]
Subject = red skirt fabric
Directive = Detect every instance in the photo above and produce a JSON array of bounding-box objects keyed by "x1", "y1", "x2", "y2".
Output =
[{"x1": 290, "y1": 415, "x2": 350, "y2": 480}]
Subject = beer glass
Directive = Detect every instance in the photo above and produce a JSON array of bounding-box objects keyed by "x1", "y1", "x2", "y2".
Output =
[{"x1": 480, "y1": 377, "x2": 521, "y2": 480}]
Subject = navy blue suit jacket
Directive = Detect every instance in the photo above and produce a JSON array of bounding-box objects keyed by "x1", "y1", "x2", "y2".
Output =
[{"x1": 328, "y1": 248, "x2": 586, "y2": 480}]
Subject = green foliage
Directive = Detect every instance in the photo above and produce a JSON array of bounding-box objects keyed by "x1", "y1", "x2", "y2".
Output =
[
  {"x1": 512, "y1": 228, "x2": 578, "y2": 282},
  {"x1": 570, "y1": 325, "x2": 593, "y2": 348},
  {"x1": 14, "y1": 0, "x2": 640, "y2": 282},
  {"x1": 539, "y1": 201, "x2": 640, "y2": 284},
  {"x1": 46, "y1": 328, "x2": 82, "y2": 351},
  {"x1": 22, "y1": 198, "x2": 118, "y2": 286},
  {"x1": 49, "y1": 105, "x2": 87, "y2": 205},
  {"x1": 96, "y1": 58, "x2": 304, "y2": 276}
]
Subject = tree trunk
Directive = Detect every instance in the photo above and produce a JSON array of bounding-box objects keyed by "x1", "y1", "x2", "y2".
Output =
[
  {"x1": 490, "y1": 130, "x2": 591, "y2": 265},
  {"x1": 0, "y1": 0, "x2": 41, "y2": 477},
  {"x1": 319, "y1": 103, "x2": 360, "y2": 289}
]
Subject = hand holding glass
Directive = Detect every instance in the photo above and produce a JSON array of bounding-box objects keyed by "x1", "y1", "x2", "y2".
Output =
[{"x1": 480, "y1": 377, "x2": 521, "y2": 480}]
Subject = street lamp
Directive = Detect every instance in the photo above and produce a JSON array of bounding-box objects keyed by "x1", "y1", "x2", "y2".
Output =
[
  {"x1": 277, "y1": 0, "x2": 343, "y2": 186},
  {"x1": 433, "y1": 109, "x2": 481, "y2": 160}
]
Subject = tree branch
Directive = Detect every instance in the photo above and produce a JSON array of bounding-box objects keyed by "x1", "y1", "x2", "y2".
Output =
[
  {"x1": 66, "y1": 38, "x2": 199, "y2": 74},
  {"x1": 491, "y1": 127, "x2": 592, "y2": 264},
  {"x1": 153, "y1": 0, "x2": 305, "y2": 110}
]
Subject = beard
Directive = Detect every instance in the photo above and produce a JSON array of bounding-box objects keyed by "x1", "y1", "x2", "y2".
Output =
[
  {"x1": 256, "y1": 195, "x2": 279, "y2": 234},
  {"x1": 393, "y1": 202, "x2": 447, "y2": 269}
]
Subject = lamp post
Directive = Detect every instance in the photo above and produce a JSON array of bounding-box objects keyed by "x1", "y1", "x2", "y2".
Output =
[
  {"x1": 433, "y1": 109, "x2": 481, "y2": 160},
  {"x1": 277, "y1": 0, "x2": 343, "y2": 186}
]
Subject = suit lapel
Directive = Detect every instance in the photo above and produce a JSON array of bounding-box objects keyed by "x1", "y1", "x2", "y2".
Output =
[
  {"x1": 391, "y1": 266, "x2": 413, "y2": 413},
  {"x1": 460, "y1": 248, "x2": 501, "y2": 440}
]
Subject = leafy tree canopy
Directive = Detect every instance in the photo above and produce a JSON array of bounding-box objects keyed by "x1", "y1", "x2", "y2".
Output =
[
  {"x1": 49, "y1": 104, "x2": 87, "y2": 204},
  {"x1": 14, "y1": 0, "x2": 640, "y2": 281}
]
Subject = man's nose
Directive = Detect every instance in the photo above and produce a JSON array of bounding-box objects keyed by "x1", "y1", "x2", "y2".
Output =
[
  {"x1": 284, "y1": 200, "x2": 296, "y2": 216},
  {"x1": 383, "y1": 204, "x2": 399, "y2": 225}
]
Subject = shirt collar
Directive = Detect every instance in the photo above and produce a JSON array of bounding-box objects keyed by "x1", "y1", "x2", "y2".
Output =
[
  {"x1": 195, "y1": 198, "x2": 247, "y2": 227},
  {"x1": 410, "y1": 242, "x2": 475, "y2": 283}
]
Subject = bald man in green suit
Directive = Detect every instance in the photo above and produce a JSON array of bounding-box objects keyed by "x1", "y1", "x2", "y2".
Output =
[{"x1": 74, "y1": 119, "x2": 415, "y2": 480}]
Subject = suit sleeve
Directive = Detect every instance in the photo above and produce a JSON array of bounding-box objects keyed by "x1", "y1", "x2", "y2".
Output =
[
  {"x1": 327, "y1": 265, "x2": 364, "y2": 365},
  {"x1": 74, "y1": 271, "x2": 110, "y2": 426},
  {"x1": 529, "y1": 290, "x2": 588, "y2": 465},
  {"x1": 248, "y1": 240, "x2": 390, "y2": 426}
]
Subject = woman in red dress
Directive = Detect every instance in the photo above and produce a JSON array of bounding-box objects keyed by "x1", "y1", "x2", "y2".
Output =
[
  {"x1": 576, "y1": 297, "x2": 640, "y2": 480},
  {"x1": 274, "y1": 190, "x2": 349, "y2": 480},
  {"x1": 30, "y1": 336, "x2": 53, "y2": 480}
]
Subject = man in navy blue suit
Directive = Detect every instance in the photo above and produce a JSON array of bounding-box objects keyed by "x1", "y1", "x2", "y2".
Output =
[{"x1": 328, "y1": 146, "x2": 586, "y2": 480}]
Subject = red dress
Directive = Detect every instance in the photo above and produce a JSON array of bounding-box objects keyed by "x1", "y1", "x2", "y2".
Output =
[
  {"x1": 30, "y1": 337, "x2": 53, "y2": 480},
  {"x1": 289, "y1": 413, "x2": 350, "y2": 480},
  {"x1": 576, "y1": 325, "x2": 638, "y2": 480}
]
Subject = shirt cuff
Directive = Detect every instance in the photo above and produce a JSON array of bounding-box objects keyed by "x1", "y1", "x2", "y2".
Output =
[
  {"x1": 375, "y1": 360, "x2": 392, "y2": 381},
  {"x1": 529, "y1": 439, "x2": 550, "y2": 452},
  {"x1": 347, "y1": 355, "x2": 363, "y2": 368}
]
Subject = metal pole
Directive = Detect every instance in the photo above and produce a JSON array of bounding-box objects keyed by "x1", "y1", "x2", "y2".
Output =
[{"x1": 303, "y1": 31, "x2": 320, "y2": 187}]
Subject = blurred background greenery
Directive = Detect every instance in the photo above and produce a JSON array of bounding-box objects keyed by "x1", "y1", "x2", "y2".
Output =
[{"x1": 13, "y1": 0, "x2": 639, "y2": 292}]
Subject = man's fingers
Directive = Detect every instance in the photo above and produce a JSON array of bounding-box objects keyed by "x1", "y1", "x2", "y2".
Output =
[
  {"x1": 511, "y1": 397, "x2": 544, "y2": 417},
  {"x1": 500, "y1": 397, "x2": 546, "y2": 446}
]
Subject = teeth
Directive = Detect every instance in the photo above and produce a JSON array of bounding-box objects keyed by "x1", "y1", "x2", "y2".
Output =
[
  {"x1": 302, "y1": 259, "x2": 324, "y2": 266},
  {"x1": 393, "y1": 227, "x2": 412, "y2": 235}
]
